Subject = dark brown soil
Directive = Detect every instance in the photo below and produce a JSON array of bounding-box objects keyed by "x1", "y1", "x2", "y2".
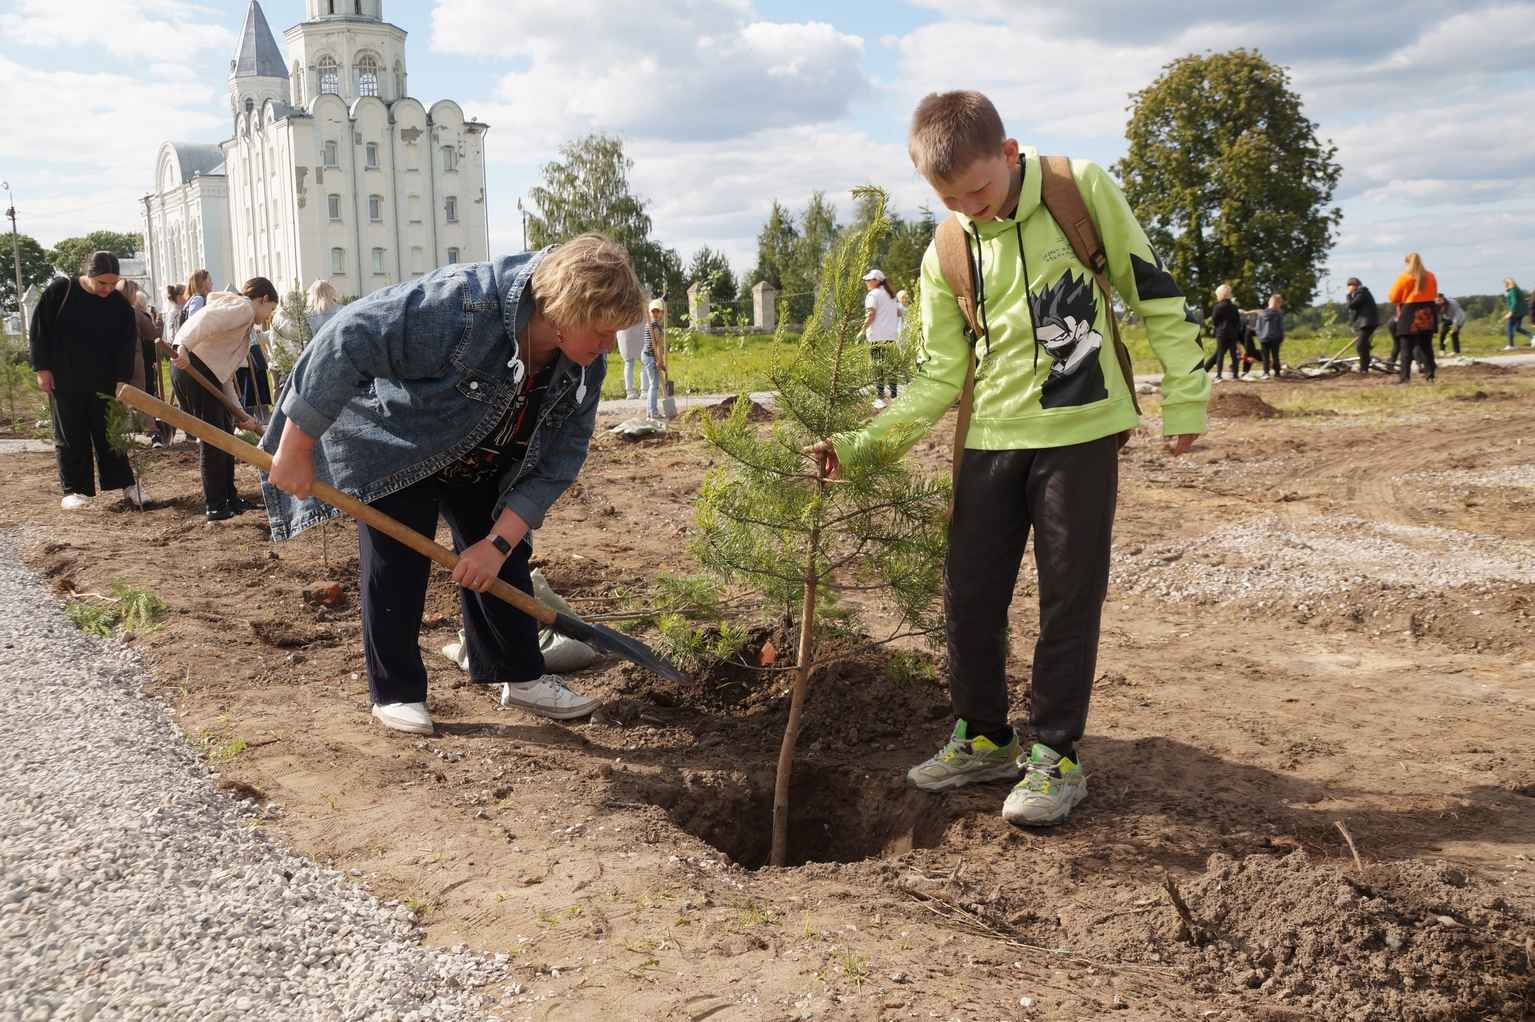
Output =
[{"x1": 1209, "y1": 390, "x2": 1284, "y2": 418}]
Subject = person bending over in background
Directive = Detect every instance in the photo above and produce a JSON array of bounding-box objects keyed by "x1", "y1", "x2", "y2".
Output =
[
  {"x1": 171, "y1": 279, "x2": 271, "y2": 521},
  {"x1": 263, "y1": 234, "x2": 645, "y2": 736},
  {"x1": 1345, "y1": 277, "x2": 1379, "y2": 373},
  {"x1": 1436, "y1": 294, "x2": 1465, "y2": 356}
]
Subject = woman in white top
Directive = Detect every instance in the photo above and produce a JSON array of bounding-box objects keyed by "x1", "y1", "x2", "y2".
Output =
[{"x1": 862, "y1": 268, "x2": 902, "y2": 408}]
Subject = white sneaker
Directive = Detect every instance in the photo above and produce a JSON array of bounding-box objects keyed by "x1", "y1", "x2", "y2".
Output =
[
  {"x1": 440, "y1": 635, "x2": 469, "y2": 672},
  {"x1": 371, "y1": 701, "x2": 435, "y2": 734},
  {"x1": 122, "y1": 483, "x2": 149, "y2": 508},
  {"x1": 1210, "y1": 376, "x2": 1222, "y2": 384},
  {"x1": 872, "y1": 398, "x2": 887, "y2": 410},
  {"x1": 500, "y1": 675, "x2": 599, "y2": 720},
  {"x1": 60, "y1": 493, "x2": 91, "y2": 510}
]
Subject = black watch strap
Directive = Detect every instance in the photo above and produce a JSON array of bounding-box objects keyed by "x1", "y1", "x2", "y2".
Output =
[{"x1": 489, "y1": 534, "x2": 513, "y2": 556}]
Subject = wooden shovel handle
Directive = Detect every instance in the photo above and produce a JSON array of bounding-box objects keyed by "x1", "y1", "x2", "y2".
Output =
[{"x1": 113, "y1": 383, "x2": 557, "y2": 627}]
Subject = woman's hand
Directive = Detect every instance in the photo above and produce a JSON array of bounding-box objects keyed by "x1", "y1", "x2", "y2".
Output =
[
  {"x1": 452, "y1": 538, "x2": 509, "y2": 593},
  {"x1": 172, "y1": 348, "x2": 191, "y2": 370},
  {"x1": 235, "y1": 413, "x2": 261, "y2": 433},
  {"x1": 802, "y1": 439, "x2": 841, "y2": 480},
  {"x1": 268, "y1": 420, "x2": 317, "y2": 499},
  {"x1": 35, "y1": 370, "x2": 54, "y2": 394}
]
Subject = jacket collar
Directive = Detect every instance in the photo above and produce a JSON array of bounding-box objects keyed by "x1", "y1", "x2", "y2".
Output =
[{"x1": 492, "y1": 247, "x2": 582, "y2": 386}]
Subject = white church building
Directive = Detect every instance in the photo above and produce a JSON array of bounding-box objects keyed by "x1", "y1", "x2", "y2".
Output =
[{"x1": 142, "y1": 0, "x2": 490, "y2": 304}]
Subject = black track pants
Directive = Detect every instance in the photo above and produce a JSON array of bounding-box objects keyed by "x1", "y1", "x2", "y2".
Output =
[{"x1": 945, "y1": 436, "x2": 1119, "y2": 753}]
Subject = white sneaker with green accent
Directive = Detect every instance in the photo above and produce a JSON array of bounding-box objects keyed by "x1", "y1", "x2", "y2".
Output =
[
  {"x1": 907, "y1": 721, "x2": 1021, "y2": 791},
  {"x1": 1002, "y1": 743, "x2": 1087, "y2": 826}
]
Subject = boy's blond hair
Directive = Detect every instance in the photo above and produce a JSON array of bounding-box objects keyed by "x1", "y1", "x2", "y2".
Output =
[
  {"x1": 908, "y1": 90, "x2": 1006, "y2": 181},
  {"x1": 534, "y1": 233, "x2": 646, "y2": 330}
]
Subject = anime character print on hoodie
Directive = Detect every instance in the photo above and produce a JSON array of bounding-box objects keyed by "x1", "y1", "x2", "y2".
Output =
[{"x1": 834, "y1": 147, "x2": 1209, "y2": 827}]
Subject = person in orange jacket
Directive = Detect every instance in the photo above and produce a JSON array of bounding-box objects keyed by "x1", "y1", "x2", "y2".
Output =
[{"x1": 1387, "y1": 253, "x2": 1438, "y2": 384}]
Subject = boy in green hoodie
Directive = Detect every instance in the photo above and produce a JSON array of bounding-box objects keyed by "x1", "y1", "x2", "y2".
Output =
[{"x1": 808, "y1": 91, "x2": 1209, "y2": 826}]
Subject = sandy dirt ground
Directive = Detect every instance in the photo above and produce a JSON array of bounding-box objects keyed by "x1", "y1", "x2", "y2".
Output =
[{"x1": 4, "y1": 364, "x2": 1533, "y2": 1021}]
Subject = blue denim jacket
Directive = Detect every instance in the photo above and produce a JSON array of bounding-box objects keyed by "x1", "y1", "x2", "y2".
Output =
[{"x1": 259, "y1": 249, "x2": 605, "y2": 542}]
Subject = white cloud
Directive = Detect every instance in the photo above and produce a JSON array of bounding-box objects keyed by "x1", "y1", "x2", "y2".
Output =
[
  {"x1": 0, "y1": 0, "x2": 235, "y2": 60},
  {"x1": 430, "y1": 0, "x2": 868, "y2": 142}
]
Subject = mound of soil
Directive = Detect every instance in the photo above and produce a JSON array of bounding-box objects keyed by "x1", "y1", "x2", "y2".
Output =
[
  {"x1": 1064, "y1": 850, "x2": 1534, "y2": 1020},
  {"x1": 1210, "y1": 391, "x2": 1284, "y2": 419},
  {"x1": 1455, "y1": 361, "x2": 1515, "y2": 378},
  {"x1": 693, "y1": 395, "x2": 773, "y2": 422}
]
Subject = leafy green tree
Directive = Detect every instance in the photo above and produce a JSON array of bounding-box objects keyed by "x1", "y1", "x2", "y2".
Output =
[
  {"x1": 1113, "y1": 49, "x2": 1342, "y2": 311},
  {"x1": 0, "y1": 233, "x2": 55, "y2": 315},
  {"x1": 48, "y1": 230, "x2": 144, "y2": 275},
  {"x1": 746, "y1": 201, "x2": 799, "y2": 293},
  {"x1": 686, "y1": 246, "x2": 738, "y2": 326},
  {"x1": 780, "y1": 192, "x2": 839, "y2": 324},
  {"x1": 882, "y1": 207, "x2": 936, "y2": 296},
  {"x1": 695, "y1": 187, "x2": 948, "y2": 866},
  {"x1": 527, "y1": 132, "x2": 679, "y2": 306}
]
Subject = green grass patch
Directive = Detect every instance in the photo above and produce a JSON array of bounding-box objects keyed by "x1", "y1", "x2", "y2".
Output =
[
  {"x1": 64, "y1": 583, "x2": 168, "y2": 638},
  {"x1": 601, "y1": 330, "x2": 802, "y2": 399}
]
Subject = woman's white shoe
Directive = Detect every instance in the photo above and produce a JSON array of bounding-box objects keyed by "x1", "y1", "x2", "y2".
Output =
[
  {"x1": 500, "y1": 675, "x2": 599, "y2": 720},
  {"x1": 60, "y1": 494, "x2": 91, "y2": 510},
  {"x1": 371, "y1": 701, "x2": 435, "y2": 734}
]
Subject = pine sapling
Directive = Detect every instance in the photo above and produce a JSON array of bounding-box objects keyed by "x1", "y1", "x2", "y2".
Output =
[{"x1": 694, "y1": 187, "x2": 949, "y2": 867}]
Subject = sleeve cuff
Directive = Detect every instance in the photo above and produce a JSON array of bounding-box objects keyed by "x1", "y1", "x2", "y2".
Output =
[
  {"x1": 1161, "y1": 402, "x2": 1208, "y2": 437},
  {"x1": 280, "y1": 389, "x2": 336, "y2": 439},
  {"x1": 498, "y1": 491, "x2": 545, "y2": 532}
]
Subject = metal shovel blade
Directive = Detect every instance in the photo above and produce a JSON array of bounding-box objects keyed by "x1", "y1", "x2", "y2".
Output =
[{"x1": 552, "y1": 612, "x2": 687, "y2": 684}]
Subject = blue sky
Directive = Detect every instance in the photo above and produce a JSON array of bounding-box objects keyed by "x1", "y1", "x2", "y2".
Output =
[{"x1": 3, "y1": 0, "x2": 1532, "y2": 303}]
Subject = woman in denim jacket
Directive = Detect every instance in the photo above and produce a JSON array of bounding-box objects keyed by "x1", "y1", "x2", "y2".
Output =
[{"x1": 262, "y1": 234, "x2": 645, "y2": 735}]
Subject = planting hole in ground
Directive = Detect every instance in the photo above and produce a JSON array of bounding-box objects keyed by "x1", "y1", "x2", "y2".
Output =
[{"x1": 624, "y1": 763, "x2": 950, "y2": 869}]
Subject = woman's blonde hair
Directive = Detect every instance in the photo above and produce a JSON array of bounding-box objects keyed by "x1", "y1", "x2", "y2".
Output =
[
  {"x1": 533, "y1": 233, "x2": 645, "y2": 330},
  {"x1": 1215, "y1": 283, "x2": 1233, "y2": 300},
  {"x1": 186, "y1": 268, "x2": 211, "y2": 297},
  {"x1": 1505, "y1": 277, "x2": 1518, "y2": 290},
  {"x1": 1269, "y1": 293, "x2": 1283, "y2": 307},
  {"x1": 1404, "y1": 252, "x2": 1427, "y2": 289},
  {"x1": 307, "y1": 278, "x2": 340, "y2": 313}
]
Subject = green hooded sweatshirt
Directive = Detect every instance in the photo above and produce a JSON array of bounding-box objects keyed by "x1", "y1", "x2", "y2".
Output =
[{"x1": 834, "y1": 149, "x2": 1209, "y2": 463}]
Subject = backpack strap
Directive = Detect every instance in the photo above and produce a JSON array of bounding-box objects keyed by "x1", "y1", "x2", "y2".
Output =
[
  {"x1": 1038, "y1": 154, "x2": 1141, "y2": 415},
  {"x1": 934, "y1": 215, "x2": 980, "y2": 509}
]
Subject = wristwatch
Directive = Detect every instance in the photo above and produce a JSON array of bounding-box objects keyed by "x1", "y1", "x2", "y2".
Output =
[{"x1": 489, "y1": 534, "x2": 513, "y2": 556}]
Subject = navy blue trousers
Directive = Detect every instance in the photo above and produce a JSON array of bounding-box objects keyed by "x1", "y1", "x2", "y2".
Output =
[{"x1": 358, "y1": 476, "x2": 545, "y2": 705}]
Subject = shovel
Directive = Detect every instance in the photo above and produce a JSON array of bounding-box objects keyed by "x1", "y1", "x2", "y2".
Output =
[{"x1": 114, "y1": 383, "x2": 687, "y2": 684}]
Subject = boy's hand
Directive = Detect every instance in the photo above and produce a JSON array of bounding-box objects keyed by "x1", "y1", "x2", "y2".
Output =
[
  {"x1": 802, "y1": 440, "x2": 841, "y2": 480},
  {"x1": 35, "y1": 370, "x2": 54, "y2": 394},
  {"x1": 1165, "y1": 434, "x2": 1198, "y2": 456}
]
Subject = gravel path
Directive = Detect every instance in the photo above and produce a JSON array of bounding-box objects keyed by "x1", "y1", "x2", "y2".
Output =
[{"x1": 0, "y1": 533, "x2": 505, "y2": 1022}]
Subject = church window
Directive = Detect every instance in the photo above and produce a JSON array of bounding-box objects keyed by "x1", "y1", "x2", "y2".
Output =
[
  {"x1": 292, "y1": 62, "x2": 303, "y2": 105},
  {"x1": 411, "y1": 246, "x2": 424, "y2": 273},
  {"x1": 356, "y1": 56, "x2": 378, "y2": 98},
  {"x1": 372, "y1": 247, "x2": 385, "y2": 274},
  {"x1": 447, "y1": 247, "x2": 460, "y2": 264},
  {"x1": 328, "y1": 194, "x2": 342, "y2": 221},
  {"x1": 394, "y1": 62, "x2": 405, "y2": 99},
  {"x1": 368, "y1": 195, "x2": 383, "y2": 222},
  {"x1": 318, "y1": 55, "x2": 339, "y2": 95},
  {"x1": 323, "y1": 140, "x2": 339, "y2": 168},
  {"x1": 442, "y1": 145, "x2": 457, "y2": 172},
  {"x1": 331, "y1": 247, "x2": 346, "y2": 274},
  {"x1": 365, "y1": 142, "x2": 379, "y2": 169},
  {"x1": 445, "y1": 196, "x2": 458, "y2": 223},
  {"x1": 356, "y1": 0, "x2": 362, "y2": 13},
  {"x1": 245, "y1": 97, "x2": 255, "y2": 114}
]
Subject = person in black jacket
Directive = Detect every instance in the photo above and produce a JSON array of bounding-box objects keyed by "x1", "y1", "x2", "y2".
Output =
[
  {"x1": 1345, "y1": 277, "x2": 1379, "y2": 373},
  {"x1": 1203, "y1": 284, "x2": 1243, "y2": 380},
  {"x1": 28, "y1": 251, "x2": 147, "y2": 510}
]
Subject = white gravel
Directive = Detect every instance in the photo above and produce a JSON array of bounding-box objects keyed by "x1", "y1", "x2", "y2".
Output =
[
  {"x1": 1113, "y1": 514, "x2": 1535, "y2": 601},
  {"x1": 1408, "y1": 464, "x2": 1535, "y2": 491},
  {"x1": 0, "y1": 533, "x2": 505, "y2": 1021}
]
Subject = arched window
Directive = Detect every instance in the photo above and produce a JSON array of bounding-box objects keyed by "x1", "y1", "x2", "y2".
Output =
[
  {"x1": 394, "y1": 61, "x2": 405, "y2": 99},
  {"x1": 318, "y1": 55, "x2": 339, "y2": 95},
  {"x1": 245, "y1": 97, "x2": 255, "y2": 114},
  {"x1": 292, "y1": 61, "x2": 303, "y2": 105},
  {"x1": 356, "y1": 55, "x2": 378, "y2": 98}
]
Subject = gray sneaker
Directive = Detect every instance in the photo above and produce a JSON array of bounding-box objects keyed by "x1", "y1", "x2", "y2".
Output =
[
  {"x1": 907, "y1": 721, "x2": 1021, "y2": 791},
  {"x1": 1002, "y1": 743, "x2": 1087, "y2": 826}
]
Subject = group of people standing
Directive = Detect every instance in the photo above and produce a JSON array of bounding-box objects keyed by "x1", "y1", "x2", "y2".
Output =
[{"x1": 1208, "y1": 253, "x2": 1513, "y2": 387}]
